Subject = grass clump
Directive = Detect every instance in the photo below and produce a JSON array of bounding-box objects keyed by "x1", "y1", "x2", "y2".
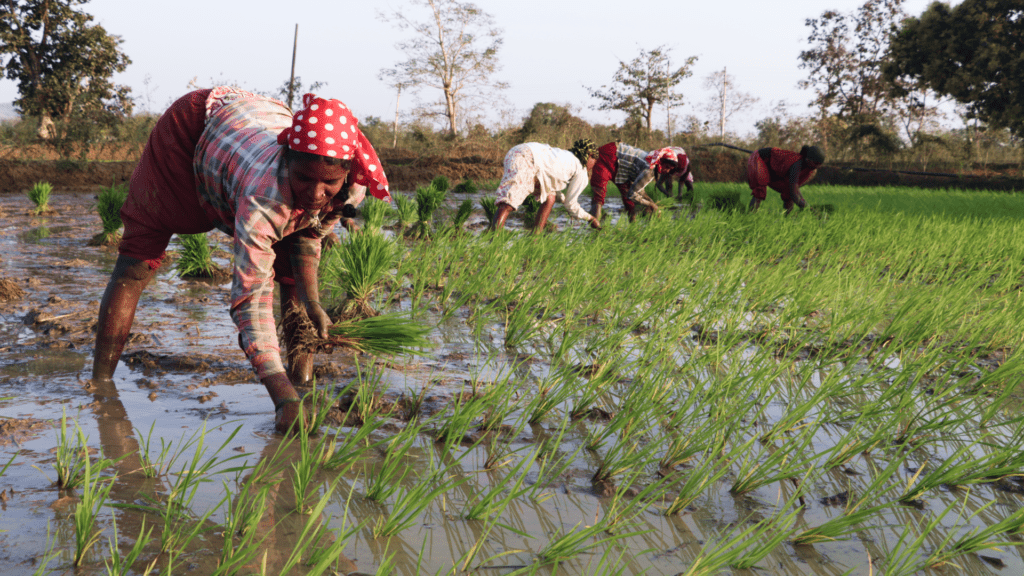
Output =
[
  {"x1": 27, "y1": 181, "x2": 53, "y2": 215},
  {"x1": 327, "y1": 313, "x2": 432, "y2": 356},
  {"x1": 708, "y1": 190, "x2": 742, "y2": 211},
  {"x1": 430, "y1": 175, "x2": 450, "y2": 192},
  {"x1": 175, "y1": 232, "x2": 224, "y2": 279},
  {"x1": 453, "y1": 178, "x2": 477, "y2": 195},
  {"x1": 89, "y1": 183, "x2": 128, "y2": 246},
  {"x1": 393, "y1": 193, "x2": 417, "y2": 231},
  {"x1": 450, "y1": 198, "x2": 473, "y2": 229},
  {"x1": 407, "y1": 182, "x2": 447, "y2": 240},
  {"x1": 480, "y1": 196, "x2": 497, "y2": 225},
  {"x1": 320, "y1": 230, "x2": 398, "y2": 317},
  {"x1": 360, "y1": 196, "x2": 393, "y2": 233}
]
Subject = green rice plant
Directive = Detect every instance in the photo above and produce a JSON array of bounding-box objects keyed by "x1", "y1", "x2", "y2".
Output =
[
  {"x1": 523, "y1": 374, "x2": 575, "y2": 425},
  {"x1": 451, "y1": 197, "x2": 474, "y2": 228},
  {"x1": 72, "y1": 450, "x2": 116, "y2": 566},
  {"x1": 521, "y1": 196, "x2": 542, "y2": 229},
  {"x1": 372, "y1": 467, "x2": 469, "y2": 538},
  {"x1": 392, "y1": 193, "x2": 417, "y2": 230},
  {"x1": 528, "y1": 417, "x2": 582, "y2": 502},
  {"x1": 453, "y1": 178, "x2": 477, "y2": 195},
  {"x1": 360, "y1": 196, "x2": 393, "y2": 233},
  {"x1": 292, "y1": 430, "x2": 335, "y2": 513},
  {"x1": 90, "y1": 182, "x2": 128, "y2": 246},
  {"x1": 275, "y1": 484, "x2": 361, "y2": 576},
  {"x1": 215, "y1": 481, "x2": 269, "y2": 575},
  {"x1": 430, "y1": 175, "x2": 450, "y2": 192},
  {"x1": 729, "y1": 426, "x2": 819, "y2": 497},
  {"x1": 103, "y1": 516, "x2": 154, "y2": 576},
  {"x1": 729, "y1": 506, "x2": 801, "y2": 569},
  {"x1": 41, "y1": 410, "x2": 117, "y2": 490},
  {"x1": 922, "y1": 500, "x2": 1024, "y2": 569},
  {"x1": 479, "y1": 196, "x2": 497, "y2": 225},
  {"x1": 176, "y1": 232, "x2": 219, "y2": 278},
  {"x1": 323, "y1": 415, "x2": 385, "y2": 471},
  {"x1": 407, "y1": 183, "x2": 447, "y2": 239},
  {"x1": 27, "y1": 180, "x2": 52, "y2": 214},
  {"x1": 537, "y1": 520, "x2": 649, "y2": 566},
  {"x1": 327, "y1": 312, "x2": 432, "y2": 356},
  {"x1": 463, "y1": 446, "x2": 537, "y2": 521},
  {"x1": 320, "y1": 230, "x2": 398, "y2": 315},
  {"x1": 135, "y1": 421, "x2": 178, "y2": 479},
  {"x1": 663, "y1": 453, "x2": 734, "y2": 515},
  {"x1": 364, "y1": 421, "x2": 421, "y2": 502},
  {"x1": 433, "y1": 387, "x2": 490, "y2": 451}
]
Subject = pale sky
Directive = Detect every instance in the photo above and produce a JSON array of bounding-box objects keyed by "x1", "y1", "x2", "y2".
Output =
[{"x1": 0, "y1": 0, "x2": 955, "y2": 137}]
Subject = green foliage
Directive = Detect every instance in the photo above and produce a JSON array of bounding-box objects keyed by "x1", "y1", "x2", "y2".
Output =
[
  {"x1": 176, "y1": 233, "x2": 217, "y2": 278},
  {"x1": 886, "y1": 0, "x2": 1024, "y2": 138},
  {"x1": 0, "y1": 0, "x2": 133, "y2": 124},
  {"x1": 392, "y1": 193, "x2": 418, "y2": 229},
  {"x1": 708, "y1": 190, "x2": 741, "y2": 211},
  {"x1": 328, "y1": 313, "x2": 432, "y2": 356},
  {"x1": 320, "y1": 230, "x2": 398, "y2": 312},
  {"x1": 26, "y1": 181, "x2": 52, "y2": 214}
]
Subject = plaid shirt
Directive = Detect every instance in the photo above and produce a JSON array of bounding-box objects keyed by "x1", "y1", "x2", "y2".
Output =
[
  {"x1": 613, "y1": 143, "x2": 651, "y2": 187},
  {"x1": 193, "y1": 91, "x2": 340, "y2": 379}
]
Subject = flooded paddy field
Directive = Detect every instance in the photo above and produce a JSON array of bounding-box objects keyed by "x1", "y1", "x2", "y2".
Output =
[{"x1": 1, "y1": 185, "x2": 1024, "y2": 575}]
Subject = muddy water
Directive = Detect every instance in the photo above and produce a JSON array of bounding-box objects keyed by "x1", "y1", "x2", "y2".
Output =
[{"x1": 0, "y1": 191, "x2": 1021, "y2": 575}]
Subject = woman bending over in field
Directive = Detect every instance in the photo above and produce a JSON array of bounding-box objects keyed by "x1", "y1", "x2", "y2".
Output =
[
  {"x1": 91, "y1": 87, "x2": 389, "y2": 433},
  {"x1": 490, "y1": 139, "x2": 602, "y2": 232},
  {"x1": 746, "y1": 145, "x2": 825, "y2": 213}
]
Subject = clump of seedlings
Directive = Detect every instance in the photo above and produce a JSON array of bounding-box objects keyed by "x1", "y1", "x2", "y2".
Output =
[
  {"x1": 320, "y1": 230, "x2": 398, "y2": 317},
  {"x1": 406, "y1": 181, "x2": 447, "y2": 240},
  {"x1": 430, "y1": 174, "x2": 450, "y2": 192},
  {"x1": 448, "y1": 198, "x2": 474, "y2": 231},
  {"x1": 175, "y1": 232, "x2": 227, "y2": 279},
  {"x1": 709, "y1": 190, "x2": 741, "y2": 211},
  {"x1": 359, "y1": 196, "x2": 393, "y2": 233},
  {"x1": 480, "y1": 196, "x2": 497, "y2": 225},
  {"x1": 27, "y1": 181, "x2": 53, "y2": 215},
  {"x1": 392, "y1": 193, "x2": 418, "y2": 231},
  {"x1": 89, "y1": 183, "x2": 128, "y2": 246},
  {"x1": 453, "y1": 178, "x2": 477, "y2": 195}
]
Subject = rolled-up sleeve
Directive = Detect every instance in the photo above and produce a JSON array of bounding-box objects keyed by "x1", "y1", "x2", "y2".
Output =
[{"x1": 560, "y1": 168, "x2": 591, "y2": 220}]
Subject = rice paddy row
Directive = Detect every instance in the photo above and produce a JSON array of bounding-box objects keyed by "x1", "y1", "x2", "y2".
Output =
[{"x1": 26, "y1": 183, "x2": 1024, "y2": 574}]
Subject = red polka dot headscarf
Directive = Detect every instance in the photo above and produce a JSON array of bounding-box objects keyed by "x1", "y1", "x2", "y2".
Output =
[
  {"x1": 277, "y1": 93, "x2": 390, "y2": 201},
  {"x1": 645, "y1": 147, "x2": 680, "y2": 175}
]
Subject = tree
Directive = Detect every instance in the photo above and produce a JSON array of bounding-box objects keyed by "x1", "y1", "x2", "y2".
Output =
[
  {"x1": 0, "y1": 0, "x2": 132, "y2": 136},
  {"x1": 884, "y1": 0, "x2": 1024, "y2": 138},
  {"x1": 702, "y1": 68, "x2": 759, "y2": 138},
  {"x1": 379, "y1": 0, "x2": 506, "y2": 137},
  {"x1": 587, "y1": 46, "x2": 697, "y2": 139}
]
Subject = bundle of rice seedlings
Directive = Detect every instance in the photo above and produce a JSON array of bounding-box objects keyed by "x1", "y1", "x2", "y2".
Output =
[
  {"x1": 320, "y1": 230, "x2": 397, "y2": 317},
  {"x1": 176, "y1": 233, "x2": 225, "y2": 278},
  {"x1": 27, "y1": 181, "x2": 53, "y2": 215},
  {"x1": 360, "y1": 196, "x2": 393, "y2": 233},
  {"x1": 451, "y1": 198, "x2": 473, "y2": 229},
  {"x1": 480, "y1": 196, "x2": 497, "y2": 225},
  {"x1": 290, "y1": 312, "x2": 432, "y2": 357},
  {"x1": 88, "y1": 183, "x2": 128, "y2": 246},
  {"x1": 430, "y1": 175, "x2": 450, "y2": 192},
  {"x1": 809, "y1": 203, "x2": 837, "y2": 218},
  {"x1": 453, "y1": 179, "x2": 477, "y2": 195},
  {"x1": 407, "y1": 183, "x2": 447, "y2": 240},
  {"x1": 392, "y1": 193, "x2": 417, "y2": 231}
]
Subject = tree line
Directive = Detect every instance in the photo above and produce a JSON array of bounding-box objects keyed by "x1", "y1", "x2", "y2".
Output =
[{"x1": 1, "y1": 0, "x2": 1021, "y2": 168}]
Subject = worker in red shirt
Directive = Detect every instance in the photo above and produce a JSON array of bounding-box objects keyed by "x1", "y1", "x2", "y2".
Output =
[{"x1": 746, "y1": 145, "x2": 824, "y2": 213}]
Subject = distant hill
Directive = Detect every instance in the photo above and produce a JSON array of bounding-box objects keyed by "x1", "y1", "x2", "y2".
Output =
[{"x1": 0, "y1": 103, "x2": 20, "y2": 122}]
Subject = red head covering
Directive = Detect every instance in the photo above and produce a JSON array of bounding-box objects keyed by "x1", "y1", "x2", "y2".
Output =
[
  {"x1": 645, "y1": 147, "x2": 679, "y2": 175},
  {"x1": 278, "y1": 93, "x2": 390, "y2": 201}
]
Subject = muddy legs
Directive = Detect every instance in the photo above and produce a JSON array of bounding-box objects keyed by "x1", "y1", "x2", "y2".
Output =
[
  {"x1": 92, "y1": 255, "x2": 159, "y2": 381},
  {"x1": 489, "y1": 202, "x2": 514, "y2": 231}
]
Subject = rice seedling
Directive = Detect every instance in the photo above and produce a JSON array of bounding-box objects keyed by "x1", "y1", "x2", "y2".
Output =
[
  {"x1": 479, "y1": 196, "x2": 497, "y2": 225},
  {"x1": 708, "y1": 190, "x2": 741, "y2": 212},
  {"x1": 662, "y1": 453, "x2": 734, "y2": 516},
  {"x1": 215, "y1": 480, "x2": 269, "y2": 574},
  {"x1": 292, "y1": 430, "x2": 335, "y2": 513},
  {"x1": 371, "y1": 466, "x2": 468, "y2": 538},
  {"x1": 453, "y1": 178, "x2": 478, "y2": 195},
  {"x1": 320, "y1": 230, "x2": 398, "y2": 316},
  {"x1": 103, "y1": 516, "x2": 155, "y2": 576},
  {"x1": 364, "y1": 421, "x2": 421, "y2": 502},
  {"x1": 433, "y1": 387, "x2": 490, "y2": 451},
  {"x1": 922, "y1": 500, "x2": 1024, "y2": 569},
  {"x1": 27, "y1": 180, "x2": 52, "y2": 214},
  {"x1": 536, "y1": 520, "x2": 649, "y2": 566},
  {"x1": 729, "y1": 506, "x2": 802, "y2": 569},
  {"x1": 450, "y1": 197, "x2": 474, "y2": 229},
  {"x1": 392, "y1": 193, "x2": 418, "y2": 231},
  {"x1": 463, "y1": 445, "x2": 537, "y2": 521},
  {"x1": 41, "y1": 410, "x2": 117, "y2": 490},
  {"x1": 431, "y1": 174, "x2": 450, "y2": 192},
  {"x1": 72, "y1": 450, "x2": 116, "y2": 566},
  {"x1": 90, "y1": 182, "x2": 128, "y2": 246},
  {"x1": 360, "y1": 195, "x2": 393, "y2": 233},
  {"x1": 407, "y1": 182, "x2": 447, "y2": 239},
  {"x1": 275, "y1": 485, "x2": 360, "y2": 576},
  {"x1": 175, "y1": 232, "x2": 221, "y2": 278}
]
